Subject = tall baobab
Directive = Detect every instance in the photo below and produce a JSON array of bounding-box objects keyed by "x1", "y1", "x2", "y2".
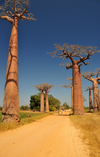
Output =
[
  {"x1": 85, "y1": 86, "x2": 93, "y2": 111},
  {"x1": 33, "y1": 84, "x2": 45, "y2": 112},
  {"x1": 0, "y1": 0, "x2": 36, "y2": 122},
  {"x1": 48, "y1": 44, "x2": 99, "y2": 115},
  {"x1": 42, "y1": 83, "x2": 54, "y2": 112},
  {"x1": 82, "y1": 68, "x2": 100, "y2": 111}
]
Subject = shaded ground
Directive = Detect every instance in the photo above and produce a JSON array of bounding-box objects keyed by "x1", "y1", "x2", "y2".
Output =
[{"x1": 0, "y1": 112, "x2": 90, "y2": 157}]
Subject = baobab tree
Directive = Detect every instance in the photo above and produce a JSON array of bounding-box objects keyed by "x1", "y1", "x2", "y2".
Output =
[
  {"x1": 43, "y1": 83, "x2": 54, "y2": 112},
  {"x1": 82, "y1": 68, "x2": 100, "y2": 111},
  {"x1": 85, "y1": 86, "x2": 93, "y2": 111},
  {"x1": 33, "y1": 84, "x2": 45, "y2": 112},
  {"x1": 33, "y1": 83, "x2": 54, "y2": 112},
  {"x1": 48, "y1": 44, "x2": 99, "y2": 115},
  {"x1": 0, "y1": 0, "x2": 36, "y2": 122}
]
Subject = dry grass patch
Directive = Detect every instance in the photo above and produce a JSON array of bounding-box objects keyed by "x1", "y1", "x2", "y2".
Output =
[
  {"x1": 70, "y1": 112, "x2": 100, "y2": 157},
  {"x1": 0, "y1": 112, "x2": 54, "y2": 132}
]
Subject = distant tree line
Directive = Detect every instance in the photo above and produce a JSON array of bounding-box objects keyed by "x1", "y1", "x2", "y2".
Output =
[{"x1": 29, "y1": 93, "x2": 61, "y2": 111}]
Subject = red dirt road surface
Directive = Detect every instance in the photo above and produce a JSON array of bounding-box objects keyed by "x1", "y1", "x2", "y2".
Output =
[{"x1": 0, "y1": 114, "x2": 90, "y2": 157}]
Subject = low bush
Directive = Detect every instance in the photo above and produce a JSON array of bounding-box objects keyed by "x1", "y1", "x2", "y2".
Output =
[{"x1": 0, "y1": 106, "x2": 2, "y2": 111}]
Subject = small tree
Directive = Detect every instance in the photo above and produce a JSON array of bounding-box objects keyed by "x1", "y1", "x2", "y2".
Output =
[
  {"x1": 48, "y1": 44, "x2": 99, "y2": 115},
  {"x1": 62, "y1": 102, "x2": 70, "y2": 109},
  {"x1": 33, "y1": 84, "x2": 45, "y2": 112},
  {"x1": 0, "y1": 0, "x2": 36, "y2": 122},
  {"x1": 48, "y1": 95, "x2": 60, "y2": 110},
  {"x1": 33, "y1": 83, "x2": 54, "y2": 112},
  {"x1": 82, "y1": 68, "x2": 100, "y2": 111}
]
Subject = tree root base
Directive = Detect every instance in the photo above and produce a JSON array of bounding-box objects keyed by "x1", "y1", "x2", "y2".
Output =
[{"x1": 2, "y1": 113, "x2": 20, "y2": 123}]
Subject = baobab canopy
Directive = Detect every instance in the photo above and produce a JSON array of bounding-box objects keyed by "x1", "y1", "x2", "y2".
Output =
[
  {"x1": 0, "y1": 0, "x2": 36, "y2": 22},
  {"x1": 48, "y1": 44, "x2": 100, "y2": 69}
]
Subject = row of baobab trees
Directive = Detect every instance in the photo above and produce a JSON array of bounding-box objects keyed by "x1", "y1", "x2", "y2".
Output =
[
  {"x1": 0, "y1": 0, "x2": 100, "y2": 123},
  {"x1": 59, "y1": 69, "x2": 100, "y2": 113},
  {"x1": 48, "y1": 44, "x2": 100, "y2": 115},
  {"x1": 33, "y1": 83, "x2": 54, "y2": 113}
]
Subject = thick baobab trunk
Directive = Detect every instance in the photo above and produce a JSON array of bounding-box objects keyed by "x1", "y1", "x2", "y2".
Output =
[
  {"x1": 2, "y1": 17, "x2": 20, "y2": 123},
  {"x1": 40, "y1": 92, "x2": 44, "y2": 112},
  {"x1": 99, "y1": 92, "x2": 100, "y2": 110},
  {"x1": 46, "y1": 91, "x2": 49, "y2": 112},
  {"x1": 93, "y1": 81, "x2": 99, "y2": 112},
  {"x1": 73, "y1": 64, "x2": 84, "y2": 115},
  {"x1": 89, "y1": 90, "x2": 92, "y2": 111},
  {"x1": 71, "y1": 86, "x2": 73, "y2": 111}
]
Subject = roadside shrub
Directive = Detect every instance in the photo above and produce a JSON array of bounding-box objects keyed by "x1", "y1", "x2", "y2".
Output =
[
  {"x1": 20, "y1": 105, "x2": 29, "y2": 110},
  {"x1": 0, "y1": 106, "x2": 2, "y2": 111},
  {"x1": 49, "y1": 106, "x2": 56, "y2": 111}
]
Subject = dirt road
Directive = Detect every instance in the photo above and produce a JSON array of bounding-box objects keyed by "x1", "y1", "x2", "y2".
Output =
[{"x1": 0, "y1": 114, "x2": 90, "y2": 157}]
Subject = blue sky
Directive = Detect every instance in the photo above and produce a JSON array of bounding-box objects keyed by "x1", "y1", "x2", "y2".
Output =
[{"x1": 0, "y1": 0, "x2": 100, "y2": 107}]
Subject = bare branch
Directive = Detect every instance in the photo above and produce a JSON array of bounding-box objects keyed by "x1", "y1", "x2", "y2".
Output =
[
  {"x1": 20, "y1": 13, "x2": 36, "y2": 21},
  {"x1": 0, "y1": 15, "x2": 13, "y2": 23},
  {"x1": 0, "y1": 0, "x2": 36, "y2": 21},
  {"x1": 47, "y1": 43, "x2": 100, "y2": 67},
  {"x1": 78, "y1": 63, "x2": 82, "y2": 68},
  {"x1": 85, "y1": 86, "x2": 93, "y2": 91},
  {"x1": 67, "y1": 77, "x2": 72, "y2": 81},
  {"x1": 66, "y1": 63, "x2": 73, "y2": 69},
  {"x1": 59, "y1": 84, "x2": 72, "y2": 88},
  {"x1": 81, "y1": 72, "x2": 95, "y2": 82},
  {"x1": 33, "y1": 83, "x2": 54, "y2": 93}
]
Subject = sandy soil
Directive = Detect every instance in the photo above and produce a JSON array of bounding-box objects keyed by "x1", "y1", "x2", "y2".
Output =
[{"x1": 0, "y1": 113, "x2": 90, "y2": 157}]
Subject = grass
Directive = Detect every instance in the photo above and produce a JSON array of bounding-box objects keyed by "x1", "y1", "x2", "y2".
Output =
[
  {"x1": 70, "y1": 111, "x2": 100, "y2": 157},
  {"x1": 0, "y1": 111, "x2": 55, "y2": 132}
]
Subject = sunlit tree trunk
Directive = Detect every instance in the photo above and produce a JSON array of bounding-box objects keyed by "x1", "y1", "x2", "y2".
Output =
[
  {"x1": 2, "y1": 17, "x2": 20, "y2": 122},
  {"x1": 93, "y1": 81, "x2": 99, "y2": 112},
  {"x1": 71, "y1": 85, "x2": 73, "y2": 111},
  {"x1": 99, "y1": 91, "x2": 100, "y2": 110},
  {"x1": 89, "y1": 90, "x2": 92, "y2": 111},
  {"x1": 40, "y1": 91, "x2": 44, "y2": 112},
  {"x1": 46, "y1": 91, "x2": 49, "y2": 112},
  {"x1": 73, "y1": 64, "x2": 84, "y2": 115}
]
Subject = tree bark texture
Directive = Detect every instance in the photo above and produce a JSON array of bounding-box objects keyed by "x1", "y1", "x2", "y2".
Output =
[
  {"x1": 89, "y1": 90, "x2": 92, "y2": 111},
  {"x1": 71, "y1": 86, "x2": 73, "y2": 111},
  {"x1": 93, "y1": 80, "x2": 99, "y2": 112},
  {"x1": 2, "y1": 17, "x2": 20, "y2": 123},
  {"x1": 46, "y1": 91, "x2": 49, "y2": 112},
  {"x1": 99, "y1": 93, "x2": 100, "y2": 111},
  {"x1": 40, "y1": 92, "x2": 44, "y2": 112},
  {"x1": 73, "y1": 64, "x2": 84, "y2": 115}
]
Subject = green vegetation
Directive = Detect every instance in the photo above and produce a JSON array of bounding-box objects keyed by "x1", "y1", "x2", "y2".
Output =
[
  {"x1": 62, "y1": 102, "x2": 70, "y2": 109},
  {"x1": 0, "y1": 111, "x2": 55, "y2": 132},
  {"x1": 30, "y1": 93, "x2": 60, "y2": 111},
  {"x1": 83, "y1": 96, "x2": 87, "y2": 102},
  {"x1": 20, "y1": 105, "x2": 29, "y2": 110},
  {"x1": 70, "y1": 112, "x2": 100, "y2": 157},
  {"x1": 0, "y1": 106, "x2": 2, "y2": 111}
]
